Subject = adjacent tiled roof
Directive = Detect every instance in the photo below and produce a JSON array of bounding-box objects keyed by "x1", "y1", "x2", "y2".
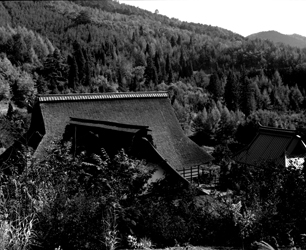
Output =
[
  {"x1": 233, "y1": 125, "x2": 306, "y2": 166},
  {"x1": 31, "y1": 91, "x2": 213, "y2": 171}
]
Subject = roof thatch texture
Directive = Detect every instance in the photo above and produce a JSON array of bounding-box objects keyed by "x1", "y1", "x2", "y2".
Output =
[
  {"x1": 233, "y1": 125, "x2": 306, "y2": 166},
  {"x1": 32, "y1": 91, "x2": 213, "y2": 171}
]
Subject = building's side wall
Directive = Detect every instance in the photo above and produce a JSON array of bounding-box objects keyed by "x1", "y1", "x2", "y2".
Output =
[{"x1": 285, "y1": 156, "x2": 305, "y2": 169}]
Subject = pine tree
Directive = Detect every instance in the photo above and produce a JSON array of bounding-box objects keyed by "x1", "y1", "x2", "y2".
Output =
[
  {"x1": 186, "y1": 60, "x2": 193, "y2": 78},
  {"x1": 72, "y1": 40, "x2": 86, "y2": 84},
  {"x1": 87, "y1": 31, "x2": 92, "y2": 44},
  {"x1": 170, "y1": 36, "x2": 176, "y2": 47},
  {"x1": 82, "y1": 48, "x2": 92, "y2": 86},
  {"x1": 154, "y1": 51, "x2": 161, "y2": 82},
  {"x1": 241, "y1": 77, "x2": 257, "y2": 116},
  {"x1": 37, "y1": 48, "x2": 68, "y2": 92},
  {"x1": 207, "y1": 71, "x2": 224, "y2": 100},
  {"x1": 271, "y1": 70, "x2": 283, "y2": 87},
  {"x1": 177, "y1": 35, "x2": 181, "y2": 46},
  {"x1": 144, "y1": 55, "x2": 158, "y2": 89},
  {"x1": 139, "y1": 25, "x2": 144, "y2": 36},
  {"x1": 179, "y1": 50, "x2": 187, "y2": 78},
  {"x1": 224, "y1": 70, "x2": 240, "y2": 111},
  {"x1": 6, "y1": 101, "x2": 13, "y2": 119},
  {"x1": 165, "y1": 54, "x2": 173, "y2": 84},
  {"x1": 261, "y1": 88, "x2": 271, "y2": 110},
  {"x1": 145, "y1": 43, "x2": 150, "y2": 56},
  {"x1": 11, "y1": 33, "x2": 29, "y2": 64},
  {"x1": 67, "y1": 55, "x2": 79, "y2": 89},
  {"x1": 270, "y1": 70, "x2": 289, "y2": 111},
  {"x1": 216, "y1": 106, "x2": 235, "y2": 143},
  {"x1": 289, "y1": 84, "x2": 304, "y2": 111}
]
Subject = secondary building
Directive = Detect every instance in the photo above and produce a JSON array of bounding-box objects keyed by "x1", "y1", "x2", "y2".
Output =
[{"x1": 233, "y1": 125, "x2": 306, "y2": 168}]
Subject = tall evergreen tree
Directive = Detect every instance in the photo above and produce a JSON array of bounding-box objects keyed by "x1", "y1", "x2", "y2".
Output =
[
  {"x1": 87, "y1": 31, "x2": 92, "y2": 44},
  {"x1": 154, "y1": 51, "x2": 161, "y2": 81},
  {"x1": 170, "y1": 36, "x2": 176, "y2": 47},
  {"x1": 144, "y1": 55, "x2": 158, "y2": 89},
  {"x1": 270, "y1": 70, "x2": 289, "y2": 111},
  {"x1": 241, "y1": 76, "x2": 257, "y2": 116},
  {"x1": 73, "y1": 40, "x2": 86, "y2": 84},
  {"x1": 179, "y1": 49, "x2": 187, "y2": 78},
  {"x1": 165, "y1": 54, "x2": 173, "y2": 84},
  {"x1": 186, "y1": 60, "x2": 193, "y2": 78},
  {"x1": 37, "y1": 48, "x2": 68, "y2": 92},
  {"x1": 177, "y1": 35, "x2": 181, "y2": 46},
  {"x1": 139, "y1": 25, "x2": 144, "y2": 36},
  {"x1": 11, "y1": 33, "x2": 29, "y2": 64},
  {"x1": 207, "y1": 71, "x2": 224, "y2": 100},
  {"x1": 260, "y1": 88, "x2": 272, "y2": 110},
  {"x1": 145, "y1": 43, "x2": 150, "y2": 56},
  {"x1": 67, "y1": 54, "x2": 79, "y2": 89},
  {"x1": 289, "y1": 84, "x2": 304, "y2": 111},
  {"x1": 82, "y1": 48, "x2": 93, "y2": 86},
  {"x1": 224, "y1": 70, "x2": 240, "y2": 111}
]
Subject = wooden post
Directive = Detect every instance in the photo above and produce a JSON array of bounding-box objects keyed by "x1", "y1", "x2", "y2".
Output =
[
  {"x1": 74, "y1": 126, "x2": 77, "y2": 158},
  {"x1": 198, "y1": 165, "x2": 200, "y2": 186}
]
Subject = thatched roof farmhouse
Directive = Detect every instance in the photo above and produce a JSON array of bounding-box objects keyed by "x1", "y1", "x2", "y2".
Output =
[{"x1": 2, "y1": 91, "x2": 214, "y2": 183}]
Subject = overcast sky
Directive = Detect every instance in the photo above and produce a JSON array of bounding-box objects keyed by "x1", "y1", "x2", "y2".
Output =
[{"x1": 119, "y1": 0, "x2": 306, "y2": 37}]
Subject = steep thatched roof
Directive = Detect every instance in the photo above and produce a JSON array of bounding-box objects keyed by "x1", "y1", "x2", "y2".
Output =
[
  {"x1": 233, "y1": 125, "x2": 306, "y2": 166},
  {"x1": 29, "y1": 91, "x2": 213, "y2": 171}
]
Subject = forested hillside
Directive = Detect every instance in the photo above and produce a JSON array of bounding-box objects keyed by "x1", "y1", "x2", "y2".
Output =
[{"x1": 1, "y1": 0, "x2": 306, "y2": 155}]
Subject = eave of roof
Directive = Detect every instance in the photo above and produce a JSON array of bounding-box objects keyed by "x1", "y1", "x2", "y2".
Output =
[
  {"x1": 69, "y1": 117, "x2": 150, "y2": 134},
  {"x1": 140, "y1": 137, "x2": 190, "y2": 186}
]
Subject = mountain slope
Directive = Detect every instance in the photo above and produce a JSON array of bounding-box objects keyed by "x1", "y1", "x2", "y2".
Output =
[
  {"x1": 247, "y1": 30, "x2": 306, "y2": 48},
  {"x1": 2, "y1": 1, "x2": 306, "y2": 151}
]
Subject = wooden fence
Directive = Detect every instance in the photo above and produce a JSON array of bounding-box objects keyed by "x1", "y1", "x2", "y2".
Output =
[{"x1": 178, "y1": 165, "x2": 220, "y2": 186}]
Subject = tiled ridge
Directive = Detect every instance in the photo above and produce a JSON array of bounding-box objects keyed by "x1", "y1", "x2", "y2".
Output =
[{"x1": 38, "y1": 92, "x2": 168, "y2": 102}]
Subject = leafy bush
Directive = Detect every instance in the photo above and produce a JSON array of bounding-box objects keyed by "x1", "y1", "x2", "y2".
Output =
[
  {"x1": 29, "y1": 141, "x2": 153, "y2": 250},
  {"x1": 225, "y1": 160, "x2": 306, "y2": 248},
  {"x1": 134, "y1": 178, "x2": 239, "y2": 247}
]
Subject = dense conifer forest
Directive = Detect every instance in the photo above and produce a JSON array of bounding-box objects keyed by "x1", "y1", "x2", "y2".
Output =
[
  {"x1": 2, "y1": 1, "x2": 306, "y2": 249},
  {"x1": 1, "y1": 0, "x2": 306, "y2": 152}
]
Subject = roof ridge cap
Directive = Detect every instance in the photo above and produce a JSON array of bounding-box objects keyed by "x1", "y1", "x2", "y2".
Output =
[
  {"x1": 37, "y1": 91, "x2": 168, "y2": 97},
  {"x1": 37, "y1": 91, "x2": 169, "y2": 102},
  {"x1": 259, "y1": 126, "x2": 296, "y2": 133}
]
